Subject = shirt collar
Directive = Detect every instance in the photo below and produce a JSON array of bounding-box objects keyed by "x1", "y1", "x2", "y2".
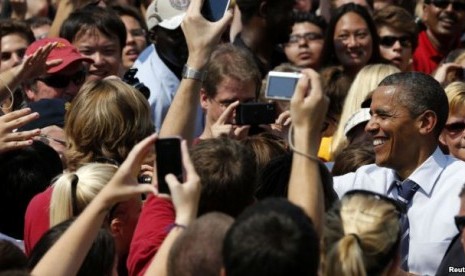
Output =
[{"x1": 387, "y1": 147, "x2": 447, "y2": 196}]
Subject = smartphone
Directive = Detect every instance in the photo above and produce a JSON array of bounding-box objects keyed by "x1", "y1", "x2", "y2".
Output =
[
  {"x1": 235, "y1": 102, "x2": 277, "y2": 125},
  {"x1": 201, "y1": 0, "x2": 230, "y2": 22},
  {"x1": 155, "y1": 137, "x2": 183, "y2": 194},
  {"x1": 265, "y1": 71, "x2": 302, "y2": 101}
]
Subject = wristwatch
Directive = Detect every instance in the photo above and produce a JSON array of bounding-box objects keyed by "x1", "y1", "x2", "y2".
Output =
[{"x1": 182, "y1": 64, "x2": 207, "y2": 81}]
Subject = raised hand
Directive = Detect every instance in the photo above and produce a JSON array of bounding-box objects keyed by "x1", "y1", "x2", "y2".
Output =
[
  {"x1": 18, "y1": 42, "x2": 61, "y2": 80},
  {"x1": 0, "y1": 108, "x2": 40, "y2": 154},
  {"x1": 210, "y1": 100, "x2": 249, "y2": 139}
]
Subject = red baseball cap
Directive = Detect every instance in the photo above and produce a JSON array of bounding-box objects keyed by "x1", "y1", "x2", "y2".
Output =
[{"x1": 25, "y1": 37, "x2": 94, "y2": 74}]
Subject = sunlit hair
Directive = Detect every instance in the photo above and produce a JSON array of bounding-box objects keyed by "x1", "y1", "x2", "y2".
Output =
[
  {"x1": 50, "y1": 163, "x2": 117, "y2": 227},
  {"x1": 445, "y1": 82, "x2": 465, "y2": 115},
  {"x1": 65, "y1": 78, "x2": 154, "y2": 171},
  {"x1": 323, "y1": 191, "x2": 400, "y2": 276},
  {"x1": 331, "y1": 63, "x2": 400, "y2": 159}
]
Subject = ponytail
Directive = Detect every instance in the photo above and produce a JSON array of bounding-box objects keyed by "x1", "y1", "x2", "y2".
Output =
[{"x1": 325, "y1": 234, "x2": 366, "y2": 276}]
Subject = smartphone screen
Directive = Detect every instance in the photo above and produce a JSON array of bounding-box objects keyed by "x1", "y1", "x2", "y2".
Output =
[
  {"x1": 265, "y1": 72, "x2": 301, "y2": 101},
  {"x1": 155, "y1": 137, "x2": 183, "y2": 194},
  {"x1": 201, "y1": 0, "x2": 230, "y2": 22}
]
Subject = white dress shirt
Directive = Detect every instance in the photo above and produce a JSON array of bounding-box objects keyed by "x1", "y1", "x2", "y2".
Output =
[{"x1": 334, "y1": 148, "x2": 465, "y2": 275}]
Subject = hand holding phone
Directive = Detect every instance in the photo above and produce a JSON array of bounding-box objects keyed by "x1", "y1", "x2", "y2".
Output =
[
  {"x1": 235, "y1": 102, "x2": 277, "y2": 125},
  {"x1": 201, "y1": 0, "x2": 230, "y2": 22},
  {"x1": 155, "y1": 137, "x2": 184, "y2": 194}
]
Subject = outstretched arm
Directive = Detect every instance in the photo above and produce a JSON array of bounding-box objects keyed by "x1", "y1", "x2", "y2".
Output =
[
  {"x1": 159, "y1": 0, "x2": 233, "y2": 144},
  {"x1": 31, "y1": 134, "x2": 157, "y2": 276},
  {"x1": 287, "y1": 69, "x2": 329, "y2": 237}
]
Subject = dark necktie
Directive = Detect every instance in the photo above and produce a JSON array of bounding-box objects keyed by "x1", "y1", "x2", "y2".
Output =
[{"x1": 396, "y1": 179, "x2": 419, "y2": 271}]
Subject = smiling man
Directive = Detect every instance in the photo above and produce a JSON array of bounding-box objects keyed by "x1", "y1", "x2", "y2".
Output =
[
  {"x1": 333, "y1": 72, "x2": 465, "y2": 275},
  {"x1": 413, "y1": 0, "x2": 465, "y2": 74}
]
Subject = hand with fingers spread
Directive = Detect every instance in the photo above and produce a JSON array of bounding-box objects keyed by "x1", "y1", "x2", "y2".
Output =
[
  {"x1": 0, "y1": 108, "x2": 40, "y2": 154},
  {"x1": 165, "y1": 140, "x2": 201, "y2": 226},
  {"x1": 209, "y1": 100, "x2": 250, "y2": 140},
  {"x1": 16, "y1": 42, "x2": 62, "y2": 80}
]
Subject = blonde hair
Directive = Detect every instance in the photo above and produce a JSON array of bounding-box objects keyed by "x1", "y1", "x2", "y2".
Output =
[
  {"x1": 445, "y1": 82, "x2": 465, "y2": 115},
  {"x1": 323, "y1": 191, "x2": 400, "y2": 276},
  {"x1": 50, "y1": 163, "x2": 117, "y2": 227},
  {"x1": 331, "y1": 64, "x2": 400, "y2": 159},
  {"x1": 65, "y1": 78, "x2": 154, "y2": 171}
]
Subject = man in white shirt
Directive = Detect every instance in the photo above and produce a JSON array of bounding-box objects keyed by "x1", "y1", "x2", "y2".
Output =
[{"x1": 333, "y1": 72, "x2": 465, "y2": 275}]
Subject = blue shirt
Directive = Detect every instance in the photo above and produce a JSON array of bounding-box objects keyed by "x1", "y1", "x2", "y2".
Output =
[
  {"x1": 334, "y1": 148, "x2": 465, "y2": 275},
  {"x1": 134, "y1": 45, "x2": 204, "y2": 136}
]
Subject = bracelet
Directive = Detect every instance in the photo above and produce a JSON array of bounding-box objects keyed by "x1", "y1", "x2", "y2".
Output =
[
  {"x1": 182, "y1": 64, "x2": 207, "y2": 81},
  {"x1": 0, "y1": 77, "x2": 14, "y2": 111},
  {"x1": 288, "y1": 126, "x2": 320, "y2": 162},
  {"x1": 165, "y1": 222, "x2": 187, "y2": 233}
]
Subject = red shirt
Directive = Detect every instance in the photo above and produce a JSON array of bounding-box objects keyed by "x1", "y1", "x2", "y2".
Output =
[
  {"x1": 23, "y1": 187, "x2": 53, "y2": 255},
  {"x1": 126, "y1": 195, "x2": 175, "y2": 276},
  {"x1": 413, "y1": 30, "x2": 445, "y2": 74}
]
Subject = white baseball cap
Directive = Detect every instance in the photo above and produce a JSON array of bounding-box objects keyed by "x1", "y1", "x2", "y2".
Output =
[
  {"x1": 344, "y1": 108, "x2": 371, "y2": 137},
  {"x1": 146, "y1": 0, "x2": 190, "y2": 30}
]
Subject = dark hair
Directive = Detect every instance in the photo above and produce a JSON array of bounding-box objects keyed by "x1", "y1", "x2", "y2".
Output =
[
  {"x1": 257, "y1": 152, "x2": 338, "y2": 210},
  {"x1": 27, "y1": 219, "x2": 115, "y2": 276},
  {"x1": 236, "y1": 0, "x2": 294, "y2": 24},
  {"x1": 0, "y1": 141, "x2": 62, "y2": 239},
  {"x1": 320, "y1": 66, "x2": 352, "y2": 119},
  {"x1": 0, "y1": 19, "x2": 35, "y2": 44},
  {"x1": 223, "y1": 198, "x2": 320, "y2": 276},
  {"x1": 321, "y1": 3, "x2": 381, "y2": 71},
  {"x1": 59, "y1": 5, "x2": 126, "y2": 52},
  {"x1": 332, "y1": 140, "x2": 375, "y2": 176},
  {"x1": 241, "y1": 132, "x2": 289, "y2": 172},
  {"x1": 294, "y1": 11, "x2": 327, "y2": 33},
  {"x1": 379, "y1": 72, "x2": 449, "y2": 137},
  {"x1": 25, "y1": 16, "x2": 52, "y2": 29},
  {"x1": 191, "y1": 137, "x2": 257, "y2": 217},
  {"x1": 0, "y1": 240, "x2": 27, "y2": 272},
  {"x1": 111, "y1": 4, "x2": 148, "y2": 36},
  {"x1": 167, "y1": 212, "x2": 234, "y2": 276},
  {"x1": 373, "y1": 5, "x2": 418, "y2": 50}
]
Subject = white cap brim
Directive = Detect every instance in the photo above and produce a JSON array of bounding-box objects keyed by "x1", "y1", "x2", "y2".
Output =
[{"x1": 146, "y1": 0, "x2": 189, "y2": 30}]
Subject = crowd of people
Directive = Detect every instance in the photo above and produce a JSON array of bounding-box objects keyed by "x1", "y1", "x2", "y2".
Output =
[{"x1": 0, "y1": 0, "x2": 465, "y2": 275}]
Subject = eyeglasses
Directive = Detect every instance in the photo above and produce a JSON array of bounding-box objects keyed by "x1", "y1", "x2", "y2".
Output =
[
  {"x1": 455, "y1": 215, "x2": 465, "y2": 232},
  {"x1": 344, "y1": 189, "x2": 404, "y2": 216},
  {"x1": 36, "y1": 70, "x2": 86, "y2": 88},
  {"x1": 379, "y1": 35, "x2": 412, "y2": 48},
  {"x1": 425, "y1": 0, "x2": 465, "y2": 11},
  {"x1": 287, "y1": 32, "x2": 324, "y2": 45},
  {"x1": 444, "y1": 122, "x2": 465, "y2": 134},
  {"x1": 1, "y1": 48, "x2": 26, "y2": 61},
  {"x1": 129, "y1": 28, "x2": 147, "y2": 38}
]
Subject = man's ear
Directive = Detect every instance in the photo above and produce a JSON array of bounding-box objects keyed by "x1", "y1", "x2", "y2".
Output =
[
  {"x1": 258, "y1": 1, "x2": 267, "y2": 18},
  {"x1": 23, "y1": 83, "x2": 37, "y2": 102},
  {"x1": 109, "y1": 217, "x2": 124, "y2": 238},
  {"x1": 417, "y1": 110, "x2": 437, "y2": 135},
  {"x1": 220, "y1": 266, "x2": 227, "y2": 276},
  {"x1": 200, "y1": 88, "x2": 210, "y2": 110}
]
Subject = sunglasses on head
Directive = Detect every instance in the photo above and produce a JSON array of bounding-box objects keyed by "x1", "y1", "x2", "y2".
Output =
[
  {"x1": 425, "y1": 0, "x2": 465, "y2": 11},
  {"x1": 444, "y1": 122, "x2": 465, "y2": 134},
  {"x1": 379, "y1": 36, "x2": 412, "y2": 48},
  {"x1": 37, "y1": 70, "x2": 86, "y2": 88}
]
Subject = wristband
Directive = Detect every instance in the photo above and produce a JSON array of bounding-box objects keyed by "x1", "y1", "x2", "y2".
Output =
[
  {"x1": 165, "y1": 222, "x2": 187, "y2": 233},
  {"x1": 182, "y1": 64, "x2": 207, "y2": 81}
]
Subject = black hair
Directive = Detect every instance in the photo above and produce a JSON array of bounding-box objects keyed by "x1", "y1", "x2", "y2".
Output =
[
  {"x1": 223, "y1": 198, "x2": 320, "y2": 276},
  {"x1": 0, "y1": 240, "x2": 27, "y2": 272}
]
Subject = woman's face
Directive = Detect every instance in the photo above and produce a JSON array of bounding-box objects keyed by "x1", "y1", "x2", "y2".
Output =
[
  {"x1": 440, "y1": 107, "x2": 465, "y2": 161},
  {"x1": 333, "y1": 12, "x2": 373, "y2": 74}
]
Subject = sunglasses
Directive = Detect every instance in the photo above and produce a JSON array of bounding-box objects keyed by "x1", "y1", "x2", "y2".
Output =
[
  {"x1": 379, "y1": 35, "x2": 412, "y2": 48},
  {"x1": 37, "y1": 70, "x2": 86, "y2": 88},
  {"x1": 444, "y1": 122, "x2": 465, "y2": 134},
  {"x1": 344, "y1": 189, "x2": 404, "y2": 215},
  {"x1": 1, "y1": 48, "x2": 26, "y2": 61},
  {"x1": 455, "y1": 215, "x2": 465, "y2": 232},
  {"x1": 425, "y1": 0, "x2": 465, "y2": 11}
]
